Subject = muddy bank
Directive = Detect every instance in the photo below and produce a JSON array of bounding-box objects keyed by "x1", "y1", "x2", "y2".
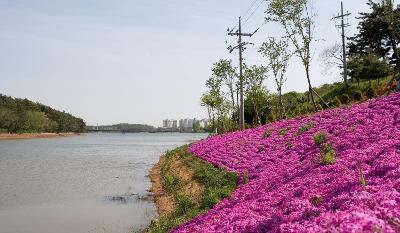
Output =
[
  {"x1": 148, "y1": 155, "x2": 176, "y2": 216},
  {"x1": 147, "y1": 146, "x2": 238, "y2": 232},
  {"x1": 0, "y1": 133, "x2": 82, "y2": 140}
]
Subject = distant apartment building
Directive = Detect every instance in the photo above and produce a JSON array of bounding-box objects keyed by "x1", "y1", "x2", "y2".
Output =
[
  {"x1": 162, "y1": 119, "x2": 178, "y2": 129},
  {"x1": 163, "y1": 118, "x2": 208, "y2": 132},
  {"x1": 176, "y1": 118, "x2": 209, "y2": 132},
  {"x1": 172, "y1": 120, "x2": 178, "y2": 129},
  {"x1": 179, "y1": 118, "x2": 193, "y2": 131}
]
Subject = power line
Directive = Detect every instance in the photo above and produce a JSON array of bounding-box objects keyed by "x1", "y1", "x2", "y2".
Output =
[
  {"x1": 242, "y1": 0, "x2": 265, "y2": 26},
  {"x1": 241, "y1": 0, "x2": 260, "y2": 20},
  {"x1": 227, "y1": 0, "x2": 265, "y2": 35}
]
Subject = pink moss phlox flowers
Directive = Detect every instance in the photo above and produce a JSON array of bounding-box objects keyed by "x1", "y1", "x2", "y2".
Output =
[{"x1": 174, "y1": 93, "x2": 400, "y2": 233}]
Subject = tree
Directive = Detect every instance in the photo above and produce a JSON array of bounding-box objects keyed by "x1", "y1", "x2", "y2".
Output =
[
  {"x1": 266, "y1": 0, "x2": 318, "y2": 110},
  {"x1": 383, "y1": 0, "x2": 400, "y2": 75},
  {"x1": 319, "y1": 43, "x2": 344, "y2": 76},
  {"x1": 260, "y1": 38, "x2": 291, "y2": 119},
  {"x1": 211, "y1": 59, "x2": 237, "y2": 109},
  {"x1": 243, "y1": 64, "x2": 268, "y2": 126},
  {"x1": 244, "y1": 86, "x2": 270, "y2": 127},
  {"x1": 0, "y1": 94, "x2": 86, "y2": 133},
  {"x1": 201, "y1": 75, "x2": 223, "y2": 134},
  {"x1": 348, "y1": 0, "x2": 400, "y2": 73},
  {"x1": 348, "y1": 53, "x2": 392, "y2": 85}
]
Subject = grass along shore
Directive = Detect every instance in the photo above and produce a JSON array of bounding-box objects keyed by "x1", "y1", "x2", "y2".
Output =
[
  {"x1": 147, "y1": 145, "x2": 238, "y2": 233},
  {"x1": 0, "y1": 132, "x2": 82, "y2": 140}
]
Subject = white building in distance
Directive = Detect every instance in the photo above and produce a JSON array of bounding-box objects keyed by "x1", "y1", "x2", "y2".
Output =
[{"x1": 162, "y1": 119, "x2": 178, "y2": 129}]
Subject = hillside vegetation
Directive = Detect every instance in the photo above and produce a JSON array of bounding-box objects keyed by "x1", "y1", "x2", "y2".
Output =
[
  {"x1": 148, "y1": 146, "x2": 238, "y2": 233},
  {"x1": 171, "y1": 92, "x2": 400, "y2": 232},
  {"x1": 0, "y1": 94, "x2": 85, "y2": 133}
]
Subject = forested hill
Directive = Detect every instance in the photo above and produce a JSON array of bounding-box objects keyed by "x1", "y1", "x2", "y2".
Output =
[
  {"x1": 86, "y1": 123, "x2": 155, "y2": 133},
  {"x1": 0, "y1": 94, "x2": 85, "y2": 133}
]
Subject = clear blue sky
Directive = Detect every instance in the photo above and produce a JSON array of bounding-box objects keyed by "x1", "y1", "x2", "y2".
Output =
[{"x1": 0, "y1": 0, "x2": 392, "y2": 126}]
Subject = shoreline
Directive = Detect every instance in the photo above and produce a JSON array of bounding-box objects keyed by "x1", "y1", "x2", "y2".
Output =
[
  {"x1": 148, "y1": 155, "x2": 176, "y2": 216},
  {"x1": 0, "y1": 132, "x2": 83, "y2": 140},
  {"x1": 146, "y1": 146, "x2": 238, "y2": 232}
]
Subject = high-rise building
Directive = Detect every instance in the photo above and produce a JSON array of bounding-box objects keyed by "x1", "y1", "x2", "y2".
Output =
[
  {"x1": 163, "y1": 119, "x2": 169, "y2": 128},
  {"x1": 162, "y1": 119, "x2": 176, "y2": 128},
  {"x1": 172, "y1": 120, "x2": 178, "y2": 129}
]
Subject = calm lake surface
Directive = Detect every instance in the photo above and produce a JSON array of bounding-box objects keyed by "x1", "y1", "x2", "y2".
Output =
[{"x1": 0, "y1": 132, "x2": 208, "y2": 233}]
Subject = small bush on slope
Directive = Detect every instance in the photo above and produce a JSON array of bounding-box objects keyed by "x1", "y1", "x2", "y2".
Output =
[
  {"x1": 313, "y1": 132, "x2": 337, "y2": 165},
  {"x1": 313, "y1": 132, "x2": 328, "y2": 146},
  {"x1": 319, "y1": 143, "x2": 337, "y2": 165}
]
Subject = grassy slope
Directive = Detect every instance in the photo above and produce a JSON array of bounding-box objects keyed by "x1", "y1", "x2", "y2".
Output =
[{"x1": 147, "y1": 146, "x2": 238, "y2": 233}]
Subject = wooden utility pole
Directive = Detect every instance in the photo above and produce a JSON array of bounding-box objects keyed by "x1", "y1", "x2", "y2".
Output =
[
  {"x1": 332, "y1": 1, "x2": 351, "y2": 89},
  {"x1": 228, "y1": 17, "x2": 254, "y2": 131}
]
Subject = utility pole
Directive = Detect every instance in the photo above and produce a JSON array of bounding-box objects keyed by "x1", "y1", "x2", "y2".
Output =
[
  {"x1": 332, "y1": 1, "x2": 351, "y2": 89},
  {"x1": 227, "y1": 17, "x2": 254, "y2": 131}
]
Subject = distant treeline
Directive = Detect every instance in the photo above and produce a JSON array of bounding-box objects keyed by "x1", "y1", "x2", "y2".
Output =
[
  {"x1": 0, "y1": 94, "x2": 86, "y2": 133},
  {"x1": 87, "y1": 123, "x2": 155, "y2": 133}
]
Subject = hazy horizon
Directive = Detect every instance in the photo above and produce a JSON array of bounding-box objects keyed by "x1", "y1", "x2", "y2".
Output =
[{"x1": 0, "y1": 0, "x2": 393, "y2": 127}]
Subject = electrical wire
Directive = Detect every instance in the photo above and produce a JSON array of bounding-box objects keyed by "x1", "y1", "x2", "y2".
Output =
[
  {"x1": 242, "y1": 0, "x2": 265, "y2": 26},
  {"x1": 241, "y1": 0, "x2": 260, "y2": 20},
  {"x1": 228, "y1": 0, "x2": 264, "y2": 34}
]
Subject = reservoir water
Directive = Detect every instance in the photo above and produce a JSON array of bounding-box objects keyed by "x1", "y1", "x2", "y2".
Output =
[{"x1": 0, "y1": 133, "x2": 208, "y2": 233}]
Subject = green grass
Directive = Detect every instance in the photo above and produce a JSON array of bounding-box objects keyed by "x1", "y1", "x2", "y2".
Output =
[
  {"x1": 147, "y1": 145, "x2": 238, "y2": 233},
  {"x1": 296, "y1": 122, "x2": 314, "y2": 135}
]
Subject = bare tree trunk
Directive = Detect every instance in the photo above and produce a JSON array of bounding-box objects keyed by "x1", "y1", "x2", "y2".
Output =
[
  {"x1": 230, "y1": 89, "x2": 235, "y2": 110},
  {"x1": 278, "y1": 86, "x2": 284, "y2": 119},
  {"x1": 306, "y1": 68, "x2": 317, "y2": 111}
]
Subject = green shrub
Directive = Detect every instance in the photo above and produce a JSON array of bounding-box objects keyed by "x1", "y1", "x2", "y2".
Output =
[
  {"x1": 320, "y1": 143, "x2": 336, "y2": 165},
  {"x1": 316, "y1": 104, "x2": 323, "y2": 111},
  {"x1": 366, "y1": 87, "x2": 376, "y2": 99},
  {"x1": 313, "y1": 132, "x2": 328, "y2": 146},
  {"x1": 354, "y1": 90, "x2": 363, "y2": 101},
  {"x1": 297, "y1": 122, "x2": 314, "y2": 135},
  {"x1": 341, "y1": 93, "x2": 350, "y2": 104}
]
